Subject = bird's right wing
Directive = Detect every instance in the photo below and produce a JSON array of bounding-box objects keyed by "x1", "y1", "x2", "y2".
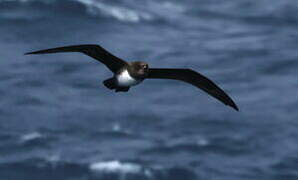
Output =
[
  {"x1": 147, "y1": 68, "x2": 239, "y2": 111},
  {"x1": 25, "y1": 44, "x2": 127, "y2": 73}
]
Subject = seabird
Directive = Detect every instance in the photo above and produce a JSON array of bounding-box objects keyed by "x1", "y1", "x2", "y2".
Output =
[{"x1": 25, "y1": 44, "x2": 239, "y2": 111}]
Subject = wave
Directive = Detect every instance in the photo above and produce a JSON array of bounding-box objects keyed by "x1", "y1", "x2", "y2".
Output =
[
  {"x1": 17, "y1": 131, "x2": 57, "y2": 148},
  {"x1": 19, "y1": 132, "x2": 43, "y2": 143},
  {"x1": 0, "y1": 158, "x2": 197, "y2": 180},
  {"x1": 90, "y1": 160, "x2": 144, "y2": 174},
  {"x1": 0, "y1": 0, "x2": 156, "y2": 23},
  {"x1": 75, "y1": 0, "x2": 153, "y2": 23}
]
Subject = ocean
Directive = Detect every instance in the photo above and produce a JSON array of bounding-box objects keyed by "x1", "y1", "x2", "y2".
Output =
[{"x1": 0, "y1": 0, "x2": 298, "y2": 179}]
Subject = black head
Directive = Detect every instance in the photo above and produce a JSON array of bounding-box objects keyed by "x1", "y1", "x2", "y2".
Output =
[{"x1": 128, "y1": 61, "x2": 149, "y2": 78}]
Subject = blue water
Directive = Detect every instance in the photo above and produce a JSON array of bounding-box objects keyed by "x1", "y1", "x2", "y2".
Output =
[{"x1": 0, "y1": 0, "x2": 298, "y2": 179}]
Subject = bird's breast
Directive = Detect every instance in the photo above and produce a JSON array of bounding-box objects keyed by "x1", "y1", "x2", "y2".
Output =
[{"x1": 116, "y1": 70, "x2": 141, "y2": 87}]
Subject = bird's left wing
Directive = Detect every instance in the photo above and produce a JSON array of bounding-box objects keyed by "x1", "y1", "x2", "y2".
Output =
[
  {"x1": 147, "y1": 68, "x2": 239, "y2": 111},
  {"x1": 25, "y1": 44, "x2": 127, "y2": 73}
]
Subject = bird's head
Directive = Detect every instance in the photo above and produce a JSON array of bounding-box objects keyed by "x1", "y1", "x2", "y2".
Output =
[{"x1": 129, "y1": 61, "x2": 149, "y2": 78}]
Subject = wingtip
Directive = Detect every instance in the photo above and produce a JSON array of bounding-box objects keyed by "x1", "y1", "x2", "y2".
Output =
[
  {"x1": 25, "y1": 50, "x2": 44, "y2": 55},
  {"x1": 229, "y1": 102, "x2": 239, "y2": 111},
  {"x1": 24, "y1": 52, "x2": 34, "y2": 55},
  {"x1": 233, "y1": 105, "x2": 239, "y2": 111}
]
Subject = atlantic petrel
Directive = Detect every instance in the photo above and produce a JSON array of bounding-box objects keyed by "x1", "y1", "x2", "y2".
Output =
[{"x1": 26, "y1": 44, "x2": 239, "y2": 111}]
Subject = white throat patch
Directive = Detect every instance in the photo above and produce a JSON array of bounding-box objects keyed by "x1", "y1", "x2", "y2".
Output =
[{"x1": 117, "y1": 70, "x2": 140, "y2": 87}]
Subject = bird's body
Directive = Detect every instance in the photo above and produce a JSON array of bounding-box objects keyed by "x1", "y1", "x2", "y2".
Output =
[
  {"x1": 102, "y1": 61, "x2": 148, "y2": 92},
  {"x1": 116, "y1": 69, "x2": 141, "y2": 87},
  {"x1": 26, "y1": 44, "x2": 239, "y2": 111}
]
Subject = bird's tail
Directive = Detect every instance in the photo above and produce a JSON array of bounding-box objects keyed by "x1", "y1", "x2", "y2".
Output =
[{"x1": 103, "y1": 78, "x2": 117, "y2": 90}]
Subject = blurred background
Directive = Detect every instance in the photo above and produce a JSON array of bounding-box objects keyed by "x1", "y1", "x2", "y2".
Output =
[{"x1": 0, "y1": 0, "x2": 298, "y2": 179}]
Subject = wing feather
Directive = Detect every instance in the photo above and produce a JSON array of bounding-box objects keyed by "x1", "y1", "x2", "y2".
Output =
[
  {"x1": 147, "y1": 68, "x2": 239, "y2": 111},
  {"x1": 25, "y1": 44, "x2": 127, "y2": 73}
]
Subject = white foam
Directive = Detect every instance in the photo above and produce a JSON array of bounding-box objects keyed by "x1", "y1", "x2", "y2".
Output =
[
  {"x1": 46, "y1": 154, "x2": 60, "y2": 163},
  {"x1": 89, "y1": 160, "x2": 142, "y2": 174},
  {"x1": 20, "y1": 132, "x2": 42, "y2": 142},
  {"x1": 75, "y1": 0, "x2": 153, "y2": 23},
  {"x1": 197, "y1": 137, "x2": 209, "y2": 146},
  {"x1": 112, "y1": 123, "x2": 121, "y2": 132},
  {"x1": 162, "y1": 2, "x2": 185, "y2": 13},
  {"x1": 0, "y1": 0, "x2": 29, "y2": 2}
]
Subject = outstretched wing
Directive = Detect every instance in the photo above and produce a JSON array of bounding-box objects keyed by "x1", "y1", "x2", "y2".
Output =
[
  {"x1": 147, "y1": 68, "x2": 239, "y2": 111},
  {"x1": 25, "y1": 44, "x2": 127, "y2": 73}
]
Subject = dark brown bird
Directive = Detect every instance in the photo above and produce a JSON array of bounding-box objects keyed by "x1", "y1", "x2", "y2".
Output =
[{"x1": 25, "y1": 44, "x2": 239, "y2": 111}]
